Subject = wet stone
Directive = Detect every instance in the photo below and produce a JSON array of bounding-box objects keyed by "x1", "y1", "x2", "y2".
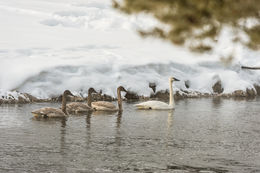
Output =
[
  {"x1": 174, "y1": 91, "x2": 185, "y2": 100},
  {"x1": 150, "y1": 90, "x2": 169, "y2": 100},
  {"x1": 23, "y1": 93, "x2": 39, "y2": 102},
  {"x1": 51, "y1": 95, "x2": 63, "y2": 102},
  {"x1": 232, "y1": 90, "x2": 247, "y2": 97},
  {"x1": 185, "y1": 80, "x2": 190, "y2": 89},
  {"x1": 18, "y1": 96, "x2": 29, "y2": 104},
  {"x1": 212, "y1": 80, "x2": 224, "y2": 94},
  {"x1": 124, "y1": 91, "x2": 139, "y2": 100},
  {"x1": 92, "y1": 93, "x2": 114, "y2": 101},
  {"x1": 68, "y1": 96, "x2": 84, "y2": 102},
  {"x1": 246, "y1": 88, "x2": 256, "y2": 97},
  {"x1": 149, "y1": 82, "x2": 156, "y2": 93}
]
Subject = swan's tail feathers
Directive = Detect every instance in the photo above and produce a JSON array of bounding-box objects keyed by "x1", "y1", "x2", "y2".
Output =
[
  {"x1": 31, "y1": 110, "x2": 42, "y2": 116},
  {"x1": 134, "y1": 103, "x2": 151, "y2": 110},
  {"x1": 31, "y1": 112, "x2": 39, "y2": 117}
]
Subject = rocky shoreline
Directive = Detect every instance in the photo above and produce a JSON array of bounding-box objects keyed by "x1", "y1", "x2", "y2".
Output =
[
  {"x1": 1, "y1": 84, "x2": 259, "y2": 104},
  {"x1": 0, "y1": 91, "x2": 116, "y2": 104}
]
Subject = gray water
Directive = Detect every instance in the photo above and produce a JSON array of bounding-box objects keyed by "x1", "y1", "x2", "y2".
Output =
[{"x1": 0, "y1": 98, "x2": 260, "y2": 173}]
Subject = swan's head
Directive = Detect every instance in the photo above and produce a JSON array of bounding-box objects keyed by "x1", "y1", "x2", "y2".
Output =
[
  {"x1": 88, "y1": 87, "x2": 97, "y2": 94},
  {"x1": 117, "y1": 86, "x2": 127, "y2": 92},
  {"x1": 169, "y1": 77, "x2": 180, "y2": 82},
  {"x1": 63, "y1": 90, "x2": 74, "y2": 96}
]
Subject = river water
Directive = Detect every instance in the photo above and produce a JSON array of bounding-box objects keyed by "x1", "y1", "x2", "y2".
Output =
[{"x1": 0, "y1": 98, "x2": 260, "y2": 173}]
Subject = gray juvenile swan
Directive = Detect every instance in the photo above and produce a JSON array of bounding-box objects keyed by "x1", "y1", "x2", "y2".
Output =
[
  {"x1": 66, "y1": 88, "x2": 97, "y2": 114},
  {"x1": 91, "y1": 86, "x2": 127, "y2": 111},
  {"x1": 31, "y1": 90, "x2": 74, "y2": 118}
]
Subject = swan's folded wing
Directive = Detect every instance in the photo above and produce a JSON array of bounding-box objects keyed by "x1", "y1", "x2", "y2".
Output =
[
  {"x1": 31, "y1": 107, "x2": 65, "y2": 117},
  {"x1": 32, "y1": 107, "x2": 55, "y2": 115},
  {"x1": 92, "y1": 101, "x2": 116, "y2": 109},
  {"x1": 134, "y1": 102, "x2": 151, "y2": 109},
  {"x1": 134, "y1": 101, "x2": 170, "y2": 110},
  {"x1": 67, "y1": 102, "x2": 92, "y2": 112}
]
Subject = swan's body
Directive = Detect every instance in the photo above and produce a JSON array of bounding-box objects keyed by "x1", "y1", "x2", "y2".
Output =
[
  {"x1": 31, "y1": 107, "x2": 66, "y2": 118},
  {"x1": 91, "y1": 86, "x2": 126, "y2": 111},
  {"x1": 92, "y1": 101, "x2": 118, "y2": 111},
  {"x1": 31, "y1": 90, "x2": 74, "y2": 118},
  {"x1": 134, "y1": 77, "x2": 179, "y2": 110},
  {"x1": 66, "y1": 88, "x2": 96, "y2": 114},
  {"x1": 135, "y1": 100, "x2": 174, "y2": 110},
  {"x1": 66, "y1": 102, "x2": 92, "y2": 114}
]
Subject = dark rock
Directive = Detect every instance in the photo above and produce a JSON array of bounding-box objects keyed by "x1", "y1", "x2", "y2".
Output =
[
  {"x1": 68, "y1": 96, "x2": 84, "y2": 102},
  {"x1": 51, "y1": 95, "x2": 62, "y2": 102},
  {"x1": 230, "y1": 88, "x2": 256, "y2": 98},
  {"x1": 212, "y1": 80, "x2": 224, "y2": 94},
  {"x1": 8, "y1": 99, "x2": 16, "y2": 104},
  {"x1": 150, "y1": 90, "x2": 169, "y2": 100},
  {"x1": 220, "y1": 93, "x2": 229, "y2": 97},
  {"x1": 92, "y1": 93, "x2": 114, "y2": 101},
  {"x1": 185, "y1": 80, "x2": 190, "y2": 89},
  {"x1": 174, "y1": 91, "x2": 184, "y2": 100},
  {"x1": 149, "y1": 82, "x2": 156, "y2": 93},
  {"x1": 232, "y1": 90, "x2": 246, "y2": 97},
  {"x1": 51, "y1": 95, "x2": 85, "y2": 102},
  {"x1": 202, "y1": 93, "x2": 211, "y2": 97},
  {"x1": 246, "y1": 88, "x2": 256, "y2": 97},
  {"x1": 103, "y1": 94, "x2": 114, "y2": 101},
  {"x1": 124, "y1": 91, "x2": 139, "y2": 100},
  {"x1": 18, "y1": 96, "x2": 29, "y2": 104},
  {"x1": 180, "y1": 89, "x2": 189, "y2": 94},
  {"x1": 23, "y1": 93, "x2": 39, "y2": 102}
]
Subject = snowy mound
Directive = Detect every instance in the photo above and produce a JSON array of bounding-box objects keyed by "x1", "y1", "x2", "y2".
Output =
[
  {"x1": 0, "y1": 0, "x2": 259, "y2": 100},
  {"x1": 0, "y1": 89, "x2": 26, "y2": 100}
]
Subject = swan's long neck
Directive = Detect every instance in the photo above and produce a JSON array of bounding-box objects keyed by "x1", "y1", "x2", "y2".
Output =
[
  {"x1": 117, "y1": 89, "x2": 123, "y2": 111},
  {"x1": 61, "y1": 93, "x2": 68, "y2": 115},
  {"x1": 169, "y1": 80, "x2": 174, "y2": 107},
  {"x1": 87, "y1": 90, "x2": 92, "y2": 107}
]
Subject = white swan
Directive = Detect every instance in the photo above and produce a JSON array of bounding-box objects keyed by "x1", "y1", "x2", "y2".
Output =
[
  {"x1": 134, "y1": 77, "x2": 180, "y2": 110},
  {"x1": 91, "y1": 86, "x2": 127, "y2": 111}
]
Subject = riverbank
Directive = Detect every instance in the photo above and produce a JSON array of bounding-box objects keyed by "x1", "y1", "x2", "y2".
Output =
[{"x1": 1, "y1": 84, "x2": 259, "y2": 104}]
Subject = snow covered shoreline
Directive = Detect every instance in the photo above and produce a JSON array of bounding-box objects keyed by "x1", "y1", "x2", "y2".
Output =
[
  {"x1": 0, "y1": 0, "x2": 259, "y2": 100},
  {"x1": 1, "y1": 82, "x2": 259, "y2": 104}
]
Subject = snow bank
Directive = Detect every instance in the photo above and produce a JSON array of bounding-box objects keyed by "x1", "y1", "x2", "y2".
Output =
[{"x1": 0, "y1": 0, "x2": 259, "y2": 100}]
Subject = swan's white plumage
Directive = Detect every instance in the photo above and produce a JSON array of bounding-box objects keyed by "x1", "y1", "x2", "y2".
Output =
[
  {"x1": 134, "y1": 100, "x2": 173, "y2": 110},
  {"x1": 134, "y1": 77, "x2": 178, "y2": 110}
]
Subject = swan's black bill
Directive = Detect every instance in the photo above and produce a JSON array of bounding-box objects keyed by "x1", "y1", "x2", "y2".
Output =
[
  {"x1": 121, "y1": 87, "x2": 127, "y2": 92},
  {"x1": 173, "y1": 78, "x2": 180, "y2": 81}
]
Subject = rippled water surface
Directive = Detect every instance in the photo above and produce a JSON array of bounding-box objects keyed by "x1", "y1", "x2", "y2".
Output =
[{"x1": 0, "y1": 98, "x2": 260, "y2": 173}]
